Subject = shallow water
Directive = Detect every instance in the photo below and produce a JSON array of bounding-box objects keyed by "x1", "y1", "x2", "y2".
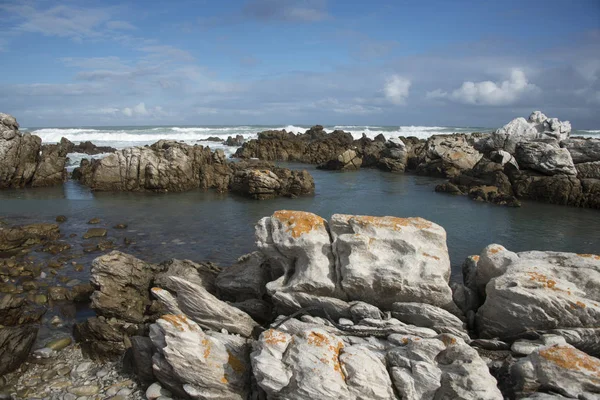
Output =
[{"x1": 1, "y1": 164, "x2": 599, "y2": 282}]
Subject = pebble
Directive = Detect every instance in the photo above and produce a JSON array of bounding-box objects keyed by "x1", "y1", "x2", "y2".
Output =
[
  {"x1": 33, "y1": 347, "x2": 56, "y2": 358},
  {"x1": 50, "y1": 315, "x2": 64, "y2": 326},
  {"x1": 46, "y1": 337, "x2": 72, "y2": 351},
  {"x1": 146, "y1": 382, "x2": 171, "y2": 400},
  {"x1": 68, "y1": 385, "x2": 99, "y2": 396}
]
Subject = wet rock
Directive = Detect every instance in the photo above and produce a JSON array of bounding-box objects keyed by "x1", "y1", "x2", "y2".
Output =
[
  {"x1": 0, "y1": 325, "x2": 38, "y2": 375},
  {"x1": 83, "y1": 228, "x2": 107, "y2": 239},
  {"x1": 215, "y1": 251, "x2": 269, "y2": 301},
  {"x1": 0, "y1": 223, "x2": 60, "y2": 252},
  {"x1": 225, "y1": 135, "x2": 244, "y2": 146},
  {"x1": 55, "y1": 215, "x2": 67, "y2": 223},
  {"x1": 318, "y1": 149, "x2": 363, "y2": 171},
  {"x1": 90, "y1": 251, "x2": 157, "y2": 323},
  {"x1": 113, "y1": 223, "x2": 128, "y2": 229},
  {"x1": 46, "y1": 336, "x2": 72, "y2": 351},
  {"x1": 42, "y1": 241, "x2": 71, "y2": 255},
  {"x1": 230, "y1": 166, "x2": 314, "y2": 200},
  {"x1": 71, "y1": 140, "x2": 117, "y2": 155},
  {"x1": 87, "y1": 218, "x2": 101, "y2": 224}
]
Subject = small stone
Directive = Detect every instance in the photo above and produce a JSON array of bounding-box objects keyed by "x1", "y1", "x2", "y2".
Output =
[
  {"x1": 46, "y1": 336, "x2": 72, "y2": 351},
  {"x1": 68, "y1": 384, "x2": 100, "y2": 396},
  {"x1": 117, "y1": 388, "x2": 133, "y2": 396},
  {"x1": 62, "y1": 394, "x2": 77, "y2": 400},
  {"x1": 73, "y1": 264, "x2": 84, "y2": 272},
  {"x1": 56, "y1": 365, "x2": 71, "y2": 376},
  {"x1": 96, "y1": 368, "x2": 109, "y2": 378},
  {"x1": 71, "y1": 361, "x2": 93, "y2": 379},
  {"x1": 34, "y1": 294, "x2": 47, "y2": 304},
  {"x1": 66, "y1": 279, "x2": 81, "y2": 287},
  {"x1": 87, "y1": 218, "x2": 101, "y2": 224},
  {"x1": 511, "y1": 339, "x2": 542, "y2": 355},
  {"x1": 83, "y1": 228, "x2": 107, "y2": 239},
  {"x1": 113, "y1": 223, "x2": 128, "y2": 229},
  {"x1": 49, "y1": 379, "x2": 71, "y2": 389},
  {"x1": 56, "y1": 215, "x2": 67, "y2": 223},
  {"x1": 146, "y1": 382, "x2": 171, "y2": 400}
]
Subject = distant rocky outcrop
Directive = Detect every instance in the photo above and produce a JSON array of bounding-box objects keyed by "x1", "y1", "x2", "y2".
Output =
[
  {"x1": 71, "y1": 210, "x2": 600, "y2": 399},
  {"x1": 71, "y1": 141, "x2": 116, "y2": 155},
  {"x1": 0, "y1": 113, "x2": 74, "y2": 188},
  {"x1": 72, "y1": 140, "x2": 314, "y2": 199},
  {"x1": 437, "y1": 111, "x2": 600, "y2": 208}
]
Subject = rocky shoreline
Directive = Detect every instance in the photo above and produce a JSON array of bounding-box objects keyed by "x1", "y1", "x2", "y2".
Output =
[
  {"x1": 233, "y1": 112, "x2": 600, "y2": 209},
  {"x1": 1, "y1": 210, "x2": 599, "y2": 399},
  {"x1": 3, "y1": 110, "x2": 600, "y2": 208}
]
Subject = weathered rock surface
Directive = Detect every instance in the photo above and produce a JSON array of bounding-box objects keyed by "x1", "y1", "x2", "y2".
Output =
[
  {"x1": 511, "y1": 343, "x2": 600, "y2": 398},
  {"x1": 560, "y1": 137, "x2": 600, "y2": 164},
  {"x1": 479, "y1": 111, "x2": 571, "y2": 153},
  {"x1": 0, "y1": 325, "x2": 38, "y2": 376},
  {"x1": 0, "y1": 223, "x2": 60, "y2": 252},
  {"x1": 515, "y1": 141, "x2": 577, "y2": 176},
  {"x1": 472, "y1": 248, "x2": 600, "y2": 341},
  {"x1": 215, "y1": 252, "x2": 269, "y2": 301},
  {"x1": 255, "y1": 211, "x2": 458, "y2": 314},
  {"x1": 252, "y1": 327, "x2": 502, "y2": 400},
  {"x1": 151, "y1": 276, "x2": 258, "y2": 337},
  {"x1": 318, "y1": 149, "x2": 363, "y2": 171},
  {"x1": 416, "y1": 134, "x2": 483, "y2": 178},
  {"x1": 149, "y1": 314, "x2": 251, "y2": 399},
  {"x1": 71, "y1": 140, "x2": 117, "y2": 155},
  {"x1": 0, "y1": 113, "x2": 73, "y2": 188},
  {"x1": 72, "y1": 140, "x2": 314, "y2": 199}
]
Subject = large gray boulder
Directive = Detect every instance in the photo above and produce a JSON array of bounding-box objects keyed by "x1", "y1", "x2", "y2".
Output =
[
  {"x1": 416, "y1": 134, "x2": 483, "y2": 177},
  {"x1": 474, "y1": 249, "x2": 600, "y2": 340},
  {"x1": 560, "y1": 138, "x2": 600, "y2": 164},
  {"x1": 0, "y1": 112, "x2": 73, "y2": 188},
  {"x1": 511, "y1": 342, "x2": 600, "y2": 398},
  {"x1": 149, "y1": 315, "x2": 251, "y2": 399},
  {"x1": 255, "y1": 211, "x2": 458, "y2": 313},
  {"x1": 515, "y1": 141, "x2": 577, "y2": 176}
]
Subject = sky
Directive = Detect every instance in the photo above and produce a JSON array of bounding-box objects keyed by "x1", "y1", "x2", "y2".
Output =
[{"x1": 0, "y1": 0, "x2": 599, "y2": 128}]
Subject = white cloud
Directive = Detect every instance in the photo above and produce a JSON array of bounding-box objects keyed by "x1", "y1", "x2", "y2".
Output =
[
  {"x1": 431, "y1": 69, "x2": 540, "y2": 106},
  {"x1": 384, "y1": 75, "x2": 411, "y2": 105},
  {"x1": 122, "y1": 102, "x2": 148, "y2": 117}
]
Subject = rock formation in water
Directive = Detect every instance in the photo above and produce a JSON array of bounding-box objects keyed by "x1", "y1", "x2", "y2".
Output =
[
  {"x1": 72, "y1": 140, "x2": 314, "y2": 199},
  {"x1": 234, "y1": 112, "x2": 600, "y2": 208},
  {"x1": 0, "y1": 113, "x2": 74, "y2": 188},
  {"x1": 66, "y1": 210, "x2": 600, "y2": 399}
]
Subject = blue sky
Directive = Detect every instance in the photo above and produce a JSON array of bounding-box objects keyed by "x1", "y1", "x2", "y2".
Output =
[{"x1": 1, "y1": 0, "x2": 599, "y2": 128}]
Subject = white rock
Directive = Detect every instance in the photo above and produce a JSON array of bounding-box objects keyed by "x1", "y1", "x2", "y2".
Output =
[
  {"x1": 515, "y1": 141, "x2": 577, "y2": 176},
  {"x1": 476, "y1": 250, "x2": 600, "y2": 339},
  {"x1": 256, "y1": 210, "x2": 337, "y2": 297},
  {"x1": 330, "y1": 214, "x2": 458, "y2": 312},
  {"x1": 149, "y1": 315, "x2": 250, "y2": 400},
  {"x1": 146, "y1": 382, "x2": 171, "y2": 400},
  {"x1": 474, "y1": 244, "x2": 519, "y2": 295},
  {"x1": 153, "y1": 276, "x2": 258, "y2": 337},
  {"x1": 511, "y1": 343, "x2": 600, "y2": 398}
]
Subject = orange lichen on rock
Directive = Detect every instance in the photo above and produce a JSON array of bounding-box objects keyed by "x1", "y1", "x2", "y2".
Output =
[
  {"x1": 221, "y1": 376, "x2": 228, "y2": 384},
  {"x1": 263, "y1": 329, "x2": 289, "y2": 346},
  {"x1": 330, "y1": 341, "x2": 345, "y2": 379},
  {"x1": 307, "y1": 331, "x2": 331, "y2": 347},
  {"x1": 577, "y1": 254, "x2": 600, "y2": 260},
  {"x1": 489, "y1": 247, "x2": 502, "y2": 254},
  {"x1": 423, "y1": 252, "x2": 440, "y2": 261},
  {"x1": 440, "y1": 334, "x2": 457, "y2": 346},
  {"x1": 472, "y1": 255, "x2": 480, "y2": 261},
  {"x1": 539, "y1": 345, "x2": 600, "y2": 377},
  {"x1": 528, "y1": 272, "x2": 561, "y2": 291},
  {"x1": 202, "y1": 338, "x2": 211, "y2": 359},
  {"x1": 348, "y1": 215, "x2": 433, "y2": 231},
  {"x1": 273, "y1": 210, "x2": 325, "y2": 238},
  {"x1": 571, "y1": 301, "x2": 586, "y2": 309},
  {"x1": 161, "y1": 314, "x2": 196, "y2": 332},
  {"x1": 227, "y1": 350, "x2": 246, "y2": 374}
]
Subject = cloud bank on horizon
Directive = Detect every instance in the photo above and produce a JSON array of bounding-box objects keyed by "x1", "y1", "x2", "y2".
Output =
[{"x1": 0, "y1": 0, "x2": 599, "y2": 128}]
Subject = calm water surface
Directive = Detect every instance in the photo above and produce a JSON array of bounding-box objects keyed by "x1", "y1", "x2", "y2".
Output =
[{"x1": 1, "y1": 164, "x2": 599, "y2": 281}]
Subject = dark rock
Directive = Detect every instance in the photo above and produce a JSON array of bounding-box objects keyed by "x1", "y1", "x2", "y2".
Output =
[
  {"x1": 225, "y1": 135, "x2": 244, "y2": 146},
  {"x1": 74, "y1": 316, "x2": 145, "y2": 360},
  {"x1": 113, "y1": 223, "x2": 128, "y2": 229},
  {"x1": 83, "y1": 228, "x2": 107, "y2": 239},
  {"x1": 129, "y1": 336, "x2": 155, "y2": 383},
  {"x1": 0, "y1": 223, "x2": 60, "y2": 252},
  {"x1": 0, "y1": 325, "x2": 38, "y2": 375},
  {"x1": 87, "y1": 218, "x2": 101, "y2": 224},
  {"x1": 71, "y1": 141, "x2": 116, "y2": 155},
  {"x1": 55, "y1": 215, "x2": 67, "y2": 223}
]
